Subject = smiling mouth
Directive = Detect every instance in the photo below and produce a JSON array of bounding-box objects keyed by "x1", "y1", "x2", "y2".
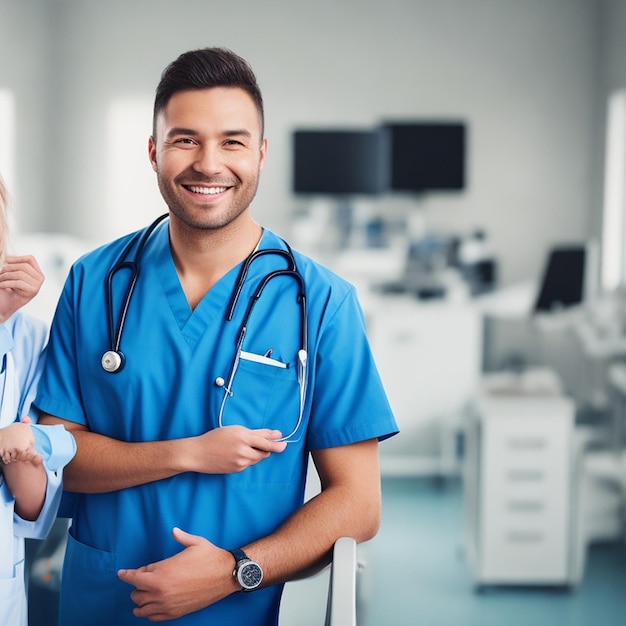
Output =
[{"x1": 184, "y1": 185, "x2": 230, "y2": 195}]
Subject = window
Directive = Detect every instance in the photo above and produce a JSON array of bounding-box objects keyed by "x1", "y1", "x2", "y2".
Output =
[
  {"x1": 105, "y1": 96, "x2": 164, "y2": 239},
  {"x1": 0, "y1": 89, "x2": 16, "y2": 204},
  {"x1": 601, "y1": 89, "x2": 626, "y2": 292}
]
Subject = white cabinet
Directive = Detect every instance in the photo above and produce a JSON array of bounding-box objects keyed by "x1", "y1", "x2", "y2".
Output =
[{"x1": 465, "y1": 383, "x2": 577, "y2": 586}]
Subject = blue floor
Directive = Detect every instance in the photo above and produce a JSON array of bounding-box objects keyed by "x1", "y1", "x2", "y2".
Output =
[{"x1": 361, "y1": 477, "x2": 626, "y2": 626}]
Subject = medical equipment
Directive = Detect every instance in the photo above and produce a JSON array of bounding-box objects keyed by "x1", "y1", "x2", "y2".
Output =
[{"x1": 100, "y1": 213, "x2": 308, "y2": 442}]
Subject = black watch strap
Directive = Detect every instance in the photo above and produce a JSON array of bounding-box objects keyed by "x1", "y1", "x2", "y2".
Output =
[{"x1": 230, "y1": 548, "x2": 248, "y2": 564}]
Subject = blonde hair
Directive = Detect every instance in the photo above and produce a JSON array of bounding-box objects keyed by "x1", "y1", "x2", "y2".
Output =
[{"x1": 0, "y1": 175, "x2": 7, "y2": 265}]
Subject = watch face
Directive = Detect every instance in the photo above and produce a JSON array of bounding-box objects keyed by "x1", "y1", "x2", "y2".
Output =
[{"x1": 240, "y1": 562, "x2": 263, "y2": 589}]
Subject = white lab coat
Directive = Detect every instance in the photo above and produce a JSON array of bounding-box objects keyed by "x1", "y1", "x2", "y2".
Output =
[{"x1": 0, "y1": 312, "x2": 75, "y2": 626}]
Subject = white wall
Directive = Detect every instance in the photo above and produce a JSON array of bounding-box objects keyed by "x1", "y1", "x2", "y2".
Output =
[{"x1": 0, "y1": 0, "x2": 610, "y2": 285}]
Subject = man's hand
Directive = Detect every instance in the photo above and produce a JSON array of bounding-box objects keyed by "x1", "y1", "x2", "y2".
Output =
[
  {"x1": 118, "y1": 528, "x2": 239, "y2": 621},
  {"x1": 0, "y1": 255, "x2": 44, "y2": 323},
  {"x1": 187, "y1": 425, "x2": 287, "y2": 474}
]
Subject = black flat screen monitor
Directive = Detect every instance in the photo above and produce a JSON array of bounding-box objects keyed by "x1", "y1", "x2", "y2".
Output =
[
  {"x1": 384, "y1": 121, "x2": 466, "y2": 192},
  {"x1": 293, "y1": 129, "x2": 389, "y2": 195},
  {"x1": 534, "y1": 246, "x2": 586, "y2": 312}
]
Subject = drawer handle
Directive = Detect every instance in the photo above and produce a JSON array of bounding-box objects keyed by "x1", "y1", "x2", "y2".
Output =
[
  {"x1": 506, "y1": 500, "x2": 545, "y2": 513},
  {"x1": 506, "y1": 531, "x2": 545, "y2": 543},
  {"x1": 507, "y1": 469, "x2": 545, "y2": 482},
  {"x1": 507, "y1": 438, "x2": 547, "y2": 450}
]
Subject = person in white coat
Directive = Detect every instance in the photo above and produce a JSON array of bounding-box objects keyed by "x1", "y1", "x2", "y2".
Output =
[{"x1": 0, "y1": 176, "x2": 75, "y2": 626}]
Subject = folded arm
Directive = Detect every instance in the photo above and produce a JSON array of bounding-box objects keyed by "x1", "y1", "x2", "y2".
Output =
[
  {"x1": 117, "y1": 437, "x2": 382, "y2": 621},
  {"x1": 37, "y1": 413, "x2": 287, "y2": 493}
]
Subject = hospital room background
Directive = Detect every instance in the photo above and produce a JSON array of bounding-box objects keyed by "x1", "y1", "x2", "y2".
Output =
[{"x1": 2, "y1": 0, "x2": 626, "y2": 624}]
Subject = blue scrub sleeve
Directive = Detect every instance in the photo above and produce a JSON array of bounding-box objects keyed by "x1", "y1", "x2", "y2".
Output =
[
  {"x1": 306, "y1": 287, "x2": 398, "y2": 450},
  {"x1": 12, "y1": 424, "x2": 76, "y2": 539}
]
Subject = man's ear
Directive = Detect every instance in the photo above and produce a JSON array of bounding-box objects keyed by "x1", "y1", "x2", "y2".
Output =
[
  {"x1": 258, "y1": 137, "x2": 268, "y2": 175},
  {"x1": 148, "y1": 136, "x2": 157, "y2": 172}
]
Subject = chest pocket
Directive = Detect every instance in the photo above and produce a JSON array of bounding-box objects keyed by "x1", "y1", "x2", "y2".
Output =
[
  {"x1": 220, "y1": 351, "x2": 300, "y2": 434},
  {"x1": 220, "y1": 351, "x2": 304, "y2": 487}
]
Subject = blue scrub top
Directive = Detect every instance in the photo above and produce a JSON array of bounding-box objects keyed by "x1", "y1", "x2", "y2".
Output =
[{"x1": 34, "y1": 221, "x2": 398, "y2": 626}]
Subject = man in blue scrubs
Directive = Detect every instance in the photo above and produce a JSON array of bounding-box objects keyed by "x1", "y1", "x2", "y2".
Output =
[{"x1": 35, "y1": 47, "x2": 398, "y2": 625}]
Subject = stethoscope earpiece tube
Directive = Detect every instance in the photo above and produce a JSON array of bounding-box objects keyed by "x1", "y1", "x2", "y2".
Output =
[
  {"x1": 101, "y1": 214, "x2": 168, "y2": 373},
  {"x1": 226, "y1": 247, "x2": 297, "y2": 321},
  {"x1": 217, "y1": 246, "x2": 308, "y2": 442}
]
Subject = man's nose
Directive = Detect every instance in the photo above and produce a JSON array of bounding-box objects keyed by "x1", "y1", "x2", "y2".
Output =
[{"x1": 193, "y1": 144, "x2": 223, "y2": 174}]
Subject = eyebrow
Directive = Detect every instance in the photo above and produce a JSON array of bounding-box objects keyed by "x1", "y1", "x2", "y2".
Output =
[
  {"x1": 224, "y1": 129, "x2": 253, "y2": 139},
  {"x1": 166, "y1": 127, "x2": 199, "y2": 138},
  {"x1": 166, "y1": 127, "x2": 253, "y2": 139}
]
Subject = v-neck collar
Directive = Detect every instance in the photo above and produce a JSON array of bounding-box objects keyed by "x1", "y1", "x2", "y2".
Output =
[{"x1": 150, "y1": 224, "x2": 277, "y2": 345}]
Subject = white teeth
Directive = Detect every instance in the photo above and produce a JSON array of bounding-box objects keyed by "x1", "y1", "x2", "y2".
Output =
[{"x1": 188, "y1": 186, "x2": 228, "y2": 195}]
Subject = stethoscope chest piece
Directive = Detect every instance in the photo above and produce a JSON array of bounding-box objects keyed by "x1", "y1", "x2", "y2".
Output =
[{"x1": 101, "y1": 350, "x2": 124, "y2": 373}]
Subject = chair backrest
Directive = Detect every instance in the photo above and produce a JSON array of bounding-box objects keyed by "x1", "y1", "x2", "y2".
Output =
[
  {"x1": 279, "y1": 536, "x2": 358, "y2": 626},
  {"x1": 325, "y1": 537, "x2": 357, "y2": 626}
]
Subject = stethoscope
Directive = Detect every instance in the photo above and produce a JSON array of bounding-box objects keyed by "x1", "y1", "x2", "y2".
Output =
[{"x1": 101, "y1": 214, "x2": 308, "y2": 443}]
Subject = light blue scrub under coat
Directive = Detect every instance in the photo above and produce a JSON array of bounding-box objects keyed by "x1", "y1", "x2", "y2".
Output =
[
  {"x1": 0, "y1": 312, "x2": 76, "y2": 626},
  {"x1": 34, "y1": 222, "x2": 398, "y2": 626}
]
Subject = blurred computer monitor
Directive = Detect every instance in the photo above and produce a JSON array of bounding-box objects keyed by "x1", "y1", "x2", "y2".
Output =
[{"x1": 534, "y1": 245, "x2": 586, "y2": 312}]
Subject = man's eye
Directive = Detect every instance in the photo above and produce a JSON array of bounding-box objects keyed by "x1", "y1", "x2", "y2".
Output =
[
  {"x1": 225, "y1": 140, "x2": 244, "y2": 146},
  {"x1": 167, "y1": 137, "x2": 197, "y2": 148}
]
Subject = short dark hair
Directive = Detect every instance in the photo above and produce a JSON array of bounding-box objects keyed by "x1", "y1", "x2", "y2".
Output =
[{"x1": 153, "y1": 47, "x2": 264, "y2": 139}]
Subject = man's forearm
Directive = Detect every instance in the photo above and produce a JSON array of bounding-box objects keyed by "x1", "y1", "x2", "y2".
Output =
[
  {"x1": 38, "y1": 414, "x2": 288, "y2": 493},
  {"x1": 37, "y1": 414, "x2": 192, "y2": 493},
  {"x1": 60, "y1": 429, "x2": 191, "y2": 493}
]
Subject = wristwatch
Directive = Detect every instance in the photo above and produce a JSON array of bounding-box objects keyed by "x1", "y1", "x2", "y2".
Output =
[{"x1": 230, "y1": 548, "x2": 263, "y2": 592}]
